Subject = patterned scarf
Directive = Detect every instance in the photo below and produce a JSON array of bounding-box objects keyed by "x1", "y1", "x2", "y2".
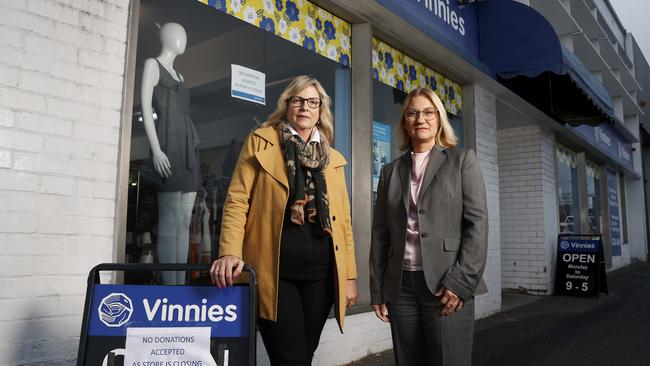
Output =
[{"x1": 280, "y1": 121, "x2": 332, "y2": 236}]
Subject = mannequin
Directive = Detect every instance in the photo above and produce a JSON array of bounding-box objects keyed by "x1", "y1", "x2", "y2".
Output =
[{"x1": 141, "y1": 22, "x2": 200, "y2": 285}]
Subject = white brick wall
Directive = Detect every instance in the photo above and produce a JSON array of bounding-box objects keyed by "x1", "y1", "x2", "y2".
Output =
[
  {"x1": 0, "y1": 0, "x2": 129, "y2": 364},
  {"x1": 498, "y1": 126, "x2": 558, "y2": 294},
  {"x1": 472, "y1": 85, "x2": 502, "y2": 318},
  {"x1": 625, "y1": 175, "x2": 649, "y2": 262},
  {"x1": 541, "y1": 127, "x2": 559, "y2": 290}
]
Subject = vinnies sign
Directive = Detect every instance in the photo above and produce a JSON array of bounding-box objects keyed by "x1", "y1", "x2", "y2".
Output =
[
  {"x1": 79, "y1": 280, "x2": 254, "y2": 365},
  {"x1": 375, "y1": 0, "x2": 480, "y2": 59},
  {"x1": 88, "y1": 285, "x2": 249, "y2": 337},
  {"x1": 416, "y1": 0, "x2": 469, "y2": 36}
]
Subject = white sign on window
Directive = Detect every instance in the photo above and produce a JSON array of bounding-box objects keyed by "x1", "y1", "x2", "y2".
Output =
[
  {"x1": 124, "y1": 327, "x2": 216, "y2": 366},
  {"x1": 231, "y1": 64, "x2": 266, "y2": 105}
]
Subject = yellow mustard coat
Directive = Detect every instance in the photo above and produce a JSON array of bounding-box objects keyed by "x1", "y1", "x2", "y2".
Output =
[{"x1": 218, "y1": 126, "x2": 357, "y2": 332}]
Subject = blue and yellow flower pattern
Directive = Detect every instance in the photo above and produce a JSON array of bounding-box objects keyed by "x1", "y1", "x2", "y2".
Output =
[
  {"x1": 586, "y1": 159, "x2": 600, "y2": 179},
  {"x1": 372, "y1": 38, "x2": 463, "y2": 115},
  {"x1": 557, "y1": 145, "x2": 577, "y2": 169},
  {"x1": 198, "y1": 0, "x2": 352, "y2": 67}
]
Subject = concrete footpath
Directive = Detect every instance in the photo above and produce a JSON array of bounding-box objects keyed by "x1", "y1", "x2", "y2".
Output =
[{"x1": 347, "y1": 261, "x2": 650, "y2": 365}]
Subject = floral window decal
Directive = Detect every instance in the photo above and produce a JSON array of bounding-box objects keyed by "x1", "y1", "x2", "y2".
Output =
[
  {"x1": 372, "y1": 37, "x2": 463, "y2": 115},
  {"x1": 557, "y1": 145, "x2": 577, "y2": 169},
  {"x1": 199, "y1": 0, "x2": 352, "y2": 67}
]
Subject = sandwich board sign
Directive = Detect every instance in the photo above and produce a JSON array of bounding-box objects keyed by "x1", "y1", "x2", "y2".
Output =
[{"x1": 555, "y1": 235, "x2": 608, "y2": 297}]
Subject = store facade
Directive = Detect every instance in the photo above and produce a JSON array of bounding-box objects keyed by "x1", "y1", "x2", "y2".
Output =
[
  {"x1": 115, "y1": 0, "x2": 646, "y2": 361},
  {"x1": 480, "y1": 0, "x2": 647, "y2": 296},
  {"x1": 115, "y1": 1, "x2": 503, "y2": 363}
]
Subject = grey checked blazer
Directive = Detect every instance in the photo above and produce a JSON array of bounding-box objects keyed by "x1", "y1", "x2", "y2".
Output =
[{"x1": 370, "y1": 146, "x2": 488, "y2": 304}]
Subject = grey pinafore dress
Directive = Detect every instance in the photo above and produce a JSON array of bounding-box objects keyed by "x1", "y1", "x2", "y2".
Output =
[{"x1": 148, "y1": 59, "x2": 200, "y2": 192}]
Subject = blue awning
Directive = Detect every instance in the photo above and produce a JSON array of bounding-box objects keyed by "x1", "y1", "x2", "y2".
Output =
[{"x1": 478, "y1": 0, "x2": 619, "y2": 127}]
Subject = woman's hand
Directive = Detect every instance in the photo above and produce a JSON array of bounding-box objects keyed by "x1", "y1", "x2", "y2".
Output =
[
  {"x1": 152, "y1": 148, "x2": 172, "y2": 178},
  {"x1": 210, "y1": 255, "x2": 244, "y2": 288},
  {"x1": 435, "y1": 287, "x2": 464, "y2": 316},
  {"x1": 372, "y1": 304, "x2": 389, "y2": 322},
  {"x1": 346, "y1": 279, "x2": 358, "y2": 309}
]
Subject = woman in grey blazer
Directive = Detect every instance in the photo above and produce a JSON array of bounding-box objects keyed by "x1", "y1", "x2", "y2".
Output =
[{"x1": 370, "y1": 87, "x2": 488, "y2": 366}]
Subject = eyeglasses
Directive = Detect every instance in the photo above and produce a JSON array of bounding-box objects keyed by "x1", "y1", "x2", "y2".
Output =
[
  {"x1": 404, "y1": 108, "x2": 438, "y2": 122},
  {"x1": 287, "y1": 96, "x2": 322, "y2": 109}
]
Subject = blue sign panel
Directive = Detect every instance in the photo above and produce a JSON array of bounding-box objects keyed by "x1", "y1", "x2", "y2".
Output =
[
  {"x1": 88, "y1": 284, "x2": 249, "y2": 337},
  {"x1": 375, "y1": 0, "x2": 480, "y2": 62},
  {"x1": 571, "y1": 124, "x2": 633, "y2": 170},
  {"x1": 557, "y1": 239, "x2": 600, "y2": 254},
  {"x1": 607, "y1": 169, "x2": 621, "y2": 256}
]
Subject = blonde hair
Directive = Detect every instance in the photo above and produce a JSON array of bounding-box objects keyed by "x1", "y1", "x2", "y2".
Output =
[
  {"x1": 398, "y1": 87, "x2": 458, "y2": 151},
  {"x1": 261, "y1": 75, "x2": 334, "y2": 143}
]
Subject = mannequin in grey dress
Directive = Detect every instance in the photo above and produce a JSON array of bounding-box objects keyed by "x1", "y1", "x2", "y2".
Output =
[{"x1": 141, "y1": 22, "x2": 199, "y2": 285}]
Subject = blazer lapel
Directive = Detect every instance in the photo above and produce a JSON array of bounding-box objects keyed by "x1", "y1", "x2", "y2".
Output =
[
  {"x1": 397, "y1": 154, "x2": 412, "y2": 211},
  {"x1": 418, "y1": 146, "x2": 446, "y2": 202}
]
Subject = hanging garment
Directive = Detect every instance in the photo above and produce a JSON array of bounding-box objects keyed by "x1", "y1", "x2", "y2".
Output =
[{"x1": 145, "y1": 59, "x2": 200, "y2": 192}]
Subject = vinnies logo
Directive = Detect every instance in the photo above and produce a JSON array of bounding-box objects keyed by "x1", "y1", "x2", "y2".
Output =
[
  {"x1": 99, "y1": 293, "x2": 134, "y2": 327},
  {"x1": 594, "y1": 127, "x2": 612, "y2": 147},
  {"x1": 560, "y1": 241, "x2": 570, "y2": 250}
]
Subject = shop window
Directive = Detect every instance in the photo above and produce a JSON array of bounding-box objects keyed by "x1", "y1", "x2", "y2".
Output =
[
  {"x1": 125, "y1": 0, "x2": 351, "y2": 282},
  {"x1": 371, "y1": 38, "x2": 463, "y2": 205},
  {"x1": 556, "y1": 145, "x2": 580, "y2": 234},
  {"x1": 586, "y1": 160, "x2": 601, "y2": 234}
]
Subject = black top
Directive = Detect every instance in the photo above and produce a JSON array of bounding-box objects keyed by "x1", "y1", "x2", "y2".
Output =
[{"x1": 279, "y1": 203, "x2": 332, "y2": 281}]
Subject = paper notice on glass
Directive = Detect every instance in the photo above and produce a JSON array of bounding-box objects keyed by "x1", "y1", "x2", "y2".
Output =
[
  {"x1": 124, "y1": 327, "x2": 216, "y2": 366},
  {"x1": 231, "y1": 64, "x2": 266, "y2": 105}
]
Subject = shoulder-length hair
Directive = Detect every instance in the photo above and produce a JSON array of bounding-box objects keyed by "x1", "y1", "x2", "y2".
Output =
[
  {"x1": 261, "y1": 75, "x2": 334, "y2": 143},
  {"x1": 398, "y1": 87, "x2": 458, "y2": 151}
]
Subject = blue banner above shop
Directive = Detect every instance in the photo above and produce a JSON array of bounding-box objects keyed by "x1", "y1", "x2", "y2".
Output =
[
  {"x1": 571, "y1": 124, "x2": 634, "y2": 171},
  {"x1": 375, "y1": 0, "x2": 480, "y2": 64}
]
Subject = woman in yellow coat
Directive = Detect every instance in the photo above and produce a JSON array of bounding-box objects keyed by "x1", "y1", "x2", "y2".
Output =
[{"x1": 210, "y1": 76, "x2": 358, "y2": 365}]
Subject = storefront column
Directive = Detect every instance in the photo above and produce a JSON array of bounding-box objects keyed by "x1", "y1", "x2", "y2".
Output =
[
  {"x1": 639, "y1": 143, "x2": 650, "y2": 260},
  {"x1": 625, "y1": 177, "x2": 648, "y2": 261},
  {"x1": 464, "y1": 84, "x2": 502, "y2": 317},
  {"x1": 497, "y1": 125, "x2": 558, "y2": 294},
  {"x1": 599, "y1": 167, "x2": 613, "y2": 268},
  {"x1": 350, "y1": 22, "x2": 373, "y2": 304},
  {"x1": 114, "y1": 0, "x2": 140, "y2": 267},
  {"x1": 629, "y1": 139, "x2": 648, "y2": 262},
  {"x1": 576, "y1": 152, "x2": 589, "y2": 234}
]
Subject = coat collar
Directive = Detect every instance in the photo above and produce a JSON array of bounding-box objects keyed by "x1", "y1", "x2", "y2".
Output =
[
  {"x1": 397, "y1": 145, "x2": 447, "y2": 210},
  {"x1": 252, "y1": 127, "x2": 347, "y2": 189}
]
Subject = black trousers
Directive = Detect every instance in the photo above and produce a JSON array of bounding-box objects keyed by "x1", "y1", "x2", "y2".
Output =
[
  {"x1": 387, "y1": 271, "x2": 475, "y2": 366},
  {"x1": 258, "y1": 277, "x2": 334, "y2": 366}
]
